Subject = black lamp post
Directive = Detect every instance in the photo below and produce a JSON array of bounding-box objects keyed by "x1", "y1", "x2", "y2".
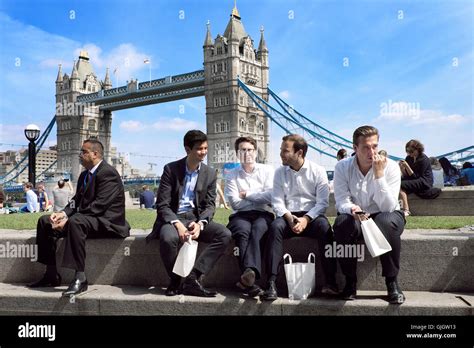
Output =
[{"x1": 24, "y1": 124, "x2": 41, "y2": 187}]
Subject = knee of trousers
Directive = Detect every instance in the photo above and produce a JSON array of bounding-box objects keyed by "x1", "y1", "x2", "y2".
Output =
[
  {"x1": 218, "y1": 227, "x2": 233, "y2": 245},
  {"x1": 333, "y1": 214, "x2": 357, "y2": 240},
  {"x1": 66, "y1": 215, "x2": 88, "y2": 235},
  {"x1": 269, "y1": 218, "x2": 287, "y2": 236},
  {"x1": 37, "y1": 215, "x2": 51, "y2": 228},
  {"x1": 229, "y1": 226, "x2": 252, "y2": 241},
  {"x1": 373, "y1": 212, "x2": 404, "y2": 235},
  {"x1": 159, "y1": 231, "x2": 179, "y2": 247},
  {"x1": 312, "y1": 216, "x2": 331, "y2": 234}
]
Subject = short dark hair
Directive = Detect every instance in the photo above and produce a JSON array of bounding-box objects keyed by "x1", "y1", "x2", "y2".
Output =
[
  {"x1": 336, "y1": 149, "x2": 347, "y2": 160},
  {"x1": 84, "y1": 138, "x2": 104, "y2": 158},
  {"x1": 58, "y1": 180, "x2": 65, "y2": 188},
  {"x1": 282, "y1": 134, "x2": 308, "y2": 158},
  {"x1": 24, "y1": 182, "x2": 33, "y2": 189},
  {"x1": 184, "y1": 130, "x2": 207, "y2": 149},
  {"x1": 234, "y1": 136, "x2": 257, "y2": 153},
  {"x1": 463, "y1": 162, "x2": 472, "y2": 169},
  {"x1": 405, "y1": 139, "x2": 424, "y2": 154},
  {"x1": 353, "y1": 126, "x2": 379, "y2": 145}
]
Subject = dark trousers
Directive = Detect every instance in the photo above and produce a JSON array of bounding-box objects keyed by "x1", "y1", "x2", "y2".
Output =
[
  {"x1": 36, "y1": 214, "x2": 120, "y2": 272},
  {"x1": 265, "y1": 212, "x2": 337, "y2": 284},
  {"x1": 227, "y1": 210, "x2": 274, "y2": 279},
  {"x1": 159, "y1": 212, "x2": 232, "y2": 280},
  {"x1": 333, "y1": 211, "x2": 405, "y2": 280}
]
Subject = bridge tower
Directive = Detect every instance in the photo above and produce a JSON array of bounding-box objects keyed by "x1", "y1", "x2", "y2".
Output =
[
  {"x1": 203, "y1": 4, "x2": 270, "y2": 169},
  {"x1": 54, "y1": 51, "x2": 113, "y2": 181}
]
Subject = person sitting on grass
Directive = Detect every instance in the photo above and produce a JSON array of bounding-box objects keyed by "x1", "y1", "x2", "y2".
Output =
[{"x1": 20, "y1": 182, "x2": 39, "y2": 213}]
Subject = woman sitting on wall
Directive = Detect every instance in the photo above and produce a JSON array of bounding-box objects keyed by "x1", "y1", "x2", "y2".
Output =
[{"x1": 399, "y1": 140, "x2": 440, "y2": 216}]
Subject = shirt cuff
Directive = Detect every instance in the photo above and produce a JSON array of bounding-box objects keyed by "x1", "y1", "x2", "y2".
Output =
[{"x1": 170, "y1": 219, "x2": 179, "y2": 225}]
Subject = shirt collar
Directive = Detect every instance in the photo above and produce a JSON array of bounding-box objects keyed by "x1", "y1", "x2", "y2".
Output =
[
  {"x1": 286, "y1": 159, "x2": 308, "y2": 173},
  {"x1": 240, "y1": 163, "x2": 257, "y2": 175},
  {"x1": 89, "y1": 160, "x2": 103, "y2": 174},
  {"x1": 185, "y1": 160, "x2": 201, "y2": 175}
]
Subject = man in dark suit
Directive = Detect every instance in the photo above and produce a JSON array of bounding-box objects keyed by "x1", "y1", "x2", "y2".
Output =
[
  {"x1": 146, "y1": 130, "x2": 231, "y2": 297},
  {"x1": 29, "y1": 139, "x2": 130, "y2": 297}
]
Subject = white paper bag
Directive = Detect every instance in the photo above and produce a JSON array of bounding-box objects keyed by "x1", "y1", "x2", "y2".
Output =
[
  {"x1": 283, "y1": 253, "x2": 316, "y2": 300},
  {"x1": 361, "y1": 218, "x2": 392, "y2": 257},
  {"x1": 172, "y1": 236, "x2": 198, "y2": 277}
]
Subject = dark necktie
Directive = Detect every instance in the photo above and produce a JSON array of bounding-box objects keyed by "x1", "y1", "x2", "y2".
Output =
[{"x1": 86, "y1": 171, "x2": 93, "y2": 188}]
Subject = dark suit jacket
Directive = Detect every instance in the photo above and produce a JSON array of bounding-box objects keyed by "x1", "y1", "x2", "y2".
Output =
[
  {"x1": 146, "y1": 157, "x2": 217, "y2": 242},
  {"x1": 404, "y1": 153, "x2": 434, "y2": 188},
  {"x1": 63, "y1": 161, "x2": 130, "y2": 238}
]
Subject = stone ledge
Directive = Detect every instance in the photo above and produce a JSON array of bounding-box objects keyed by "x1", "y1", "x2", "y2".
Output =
[
  {"x1": 0, "y1": 229, "x2": 473, "y2": 292},
  {"x1": 0, "y1": 283, "x2": 471, "y2": 316}
]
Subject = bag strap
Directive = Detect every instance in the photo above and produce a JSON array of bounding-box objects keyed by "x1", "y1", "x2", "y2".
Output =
[
  {"x1": 283, "y1": 253, "x2": 292, "y2": 265},
  {"x1": 307, "y1": 253, "x2": 316, "y2": 264}
]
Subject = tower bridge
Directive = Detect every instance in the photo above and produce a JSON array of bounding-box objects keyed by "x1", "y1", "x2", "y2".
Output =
[
  {"x1": 55, "y1": 4, "x2": 269, "y2": 181},
  {"x1": 0, "y1": 4, "x2": 471, "y2": 185}
]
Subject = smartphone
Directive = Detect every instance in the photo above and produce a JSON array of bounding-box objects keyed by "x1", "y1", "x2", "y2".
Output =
[
  {"x1": 355, "y1": 210, "x2": 367, "y2": 215},
  {"x1": 64, "y1": 178, "x2": 69, "y2": 182}
]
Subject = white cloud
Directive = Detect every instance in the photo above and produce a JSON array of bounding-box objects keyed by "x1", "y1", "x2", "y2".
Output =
[
  {"x1": 278, "y1": 90, "x2": 291, "y2": 99},
  {"x1": 73, "y1": 43, "x2": 153, "y2": 82},
  {"x1": 0, "y1": 124, "x2": 28, "y2": 144},
  {"x1": 119, "y1": 120, "x2": 145, "y2": 132},
  {"x1": 153, "y1": 118, "x2": 200, "y2": 131},
  {"x1": 377, "y1": 101, "x2": 469, "y2": 125}
]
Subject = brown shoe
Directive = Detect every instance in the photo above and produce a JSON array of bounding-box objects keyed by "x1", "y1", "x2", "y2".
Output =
[{"x1": 240, "y1": 268, "x2": 256, "y2": 287}]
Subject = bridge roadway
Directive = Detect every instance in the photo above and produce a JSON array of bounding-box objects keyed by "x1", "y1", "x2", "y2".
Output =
[{"x1": 76, "y1": 70, "x2": 205, "y2": 111}]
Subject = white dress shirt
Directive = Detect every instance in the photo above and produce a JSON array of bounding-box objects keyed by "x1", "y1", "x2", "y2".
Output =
[
  {"x1": 272, "y1": 159, "x2": 329, "y2": 219},
  {"x1": 334, "y1": 156, "x2": 401, "y2": 214},
  {"x1": 26, "y1": 189, "x2": 39, "y2": 212},
  {"x1": 225, "y1": 163, "x2": 274, "y2": 214}
]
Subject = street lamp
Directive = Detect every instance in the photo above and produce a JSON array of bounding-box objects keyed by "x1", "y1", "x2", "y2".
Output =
[{"x1": 24, "y1": 124, "x2": 40, "y2": 187}]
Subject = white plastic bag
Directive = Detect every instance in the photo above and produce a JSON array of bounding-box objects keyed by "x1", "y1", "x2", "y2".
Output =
[
  {"x1": 283, "y1": 253, "x2": 316, "y2": 300},
  {"x1": 361, "y1": 218, "x2": 392, "y2": 257},
  {"x1": 172, "y1": 236, "x2": 198, "y2": 277}
]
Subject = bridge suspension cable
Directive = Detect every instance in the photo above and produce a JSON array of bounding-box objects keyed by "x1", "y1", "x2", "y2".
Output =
[
  {"x1": 239, "y1": 79, "x2": 402, "y2": 161},
  {"x1": 0, "y1": 116, "x2": 56, "y2": 185}
]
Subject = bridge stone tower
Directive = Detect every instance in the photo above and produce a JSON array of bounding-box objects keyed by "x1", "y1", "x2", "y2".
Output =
[
  {"x1": 55, "y1": 51, "x2": 112, "y2": 181},
  {"x1": 204, "y1": 5, "x2": 270, "y2": 169}
]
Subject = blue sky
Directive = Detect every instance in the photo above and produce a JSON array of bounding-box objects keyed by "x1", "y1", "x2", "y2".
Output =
[{"x1": 0, "y1": 0, "x2": 472, "y2": 173}]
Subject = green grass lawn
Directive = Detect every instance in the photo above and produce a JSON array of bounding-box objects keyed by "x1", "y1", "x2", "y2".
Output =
[{"x1": 0, "y1": 208, "x2": 472, "y2": 230}]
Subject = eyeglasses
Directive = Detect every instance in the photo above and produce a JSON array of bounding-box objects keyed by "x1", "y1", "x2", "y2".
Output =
[{"x1": 238, "y1": 149, "x2": 255, "y2": 154}]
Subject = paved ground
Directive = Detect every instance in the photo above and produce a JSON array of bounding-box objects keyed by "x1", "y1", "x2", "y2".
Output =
[{"x1": 0, "y1": 283, "x2": 471, "y2": 316}]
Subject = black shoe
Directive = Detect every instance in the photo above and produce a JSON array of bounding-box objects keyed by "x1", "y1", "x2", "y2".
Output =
[
  {"x1": 165, "y1": 278, "x2": 182, "y2": 296},
  {"x1": 340, "y1": 280, "x2": 357, "y2": 301},
  {"x1": 387, "y1": 281, "x2": 405, "y2": 304},
  {"x1": 236, "y1": 281, "x2": 264, "y2": 298},
  {"x1": 62, "y1": 279, "x2": 88, "y2": 297},
  {"x1": 28, "y1": 273, "x2": 62, "y2": 288},
  {"x1": 182, "y1": 278, "x2": 217, "y2": 297},
  {"x1": 321, "y1": 283, "x2": 340, "y2": 296},
  {"x1": 260, "y1": 280, "x2": 278, "y2": 301}
]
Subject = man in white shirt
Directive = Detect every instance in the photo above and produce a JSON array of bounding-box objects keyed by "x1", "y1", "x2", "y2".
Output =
[
  {"x1": 333, "y1": 125, "x2": 406, "y2": 304},
  {"x1": 261, "y1": 134, "x2": 337, "y2": 301},
  {"x1": 20, "y1": 182, "x2": 39, "y2": 213},
  {"x1": 226, "y1": 136, "x2": 274, "y2": 298}
]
